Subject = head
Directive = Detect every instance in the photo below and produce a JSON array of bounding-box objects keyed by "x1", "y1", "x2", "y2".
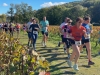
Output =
[
  {"x1": 67, "y1": 18, "x2": 72, "y2": 25},
  {"x1": 32, "y1": 19, "x2": 36, "y2": 24},
  {"x1": 83, "y1": 16, "x2": 91, "y2": 24},
  {"x1": 30, "y1": 17, "x2": 34, "y2": 22},
  {"x1": 64, "y1": 17, "x2": 69, "y2": 23},
  {"x1": 43, "y1": 16, "x2": 46, "y2": 21},
  {"x1": 76, "y1": 17, "x2": 83, "y2": 27}
]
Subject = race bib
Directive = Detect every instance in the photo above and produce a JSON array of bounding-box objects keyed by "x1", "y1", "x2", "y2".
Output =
[
  {"x1": 85, "y1": 34, "x2": 90, "y2": 39},
  {"x1": 33, "y1": 31, "x2": 38, "y2": 34},
  {"x1": 75, "y1": 41, "x2": 81, "y2": 46},
  {"x1": 45, "y1": 27, "x2": 48, "y2": 32},
  {"x1": 66, "y1": 35, "x2": 71, "y2": 38}
]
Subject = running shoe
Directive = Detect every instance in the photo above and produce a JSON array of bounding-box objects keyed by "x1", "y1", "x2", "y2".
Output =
[
  {"x1": 68, "y1": 54, "x2": 70, "y2": 59},
  {"x1": 67, "y1": 60, "x2": 73, "y2": 68},
  {"x1": 88, "y1": 61, "x2": 95, "y2": 65},
  {"x1": 73, "y1": 64, "x2": 79, "y2": 71}
]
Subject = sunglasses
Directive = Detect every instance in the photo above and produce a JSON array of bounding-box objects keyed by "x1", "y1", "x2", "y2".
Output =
[
  {"x1": 78, "y1": 21, "x2": 83, "y2": 23},
  {"x1": 68, "y1": 22, "x2": 72, "y2": 23}
]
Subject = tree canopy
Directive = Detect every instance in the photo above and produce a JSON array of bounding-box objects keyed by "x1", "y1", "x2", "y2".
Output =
[{"x1": 1, "y1": 0, "x2": 99, "y2": 25}]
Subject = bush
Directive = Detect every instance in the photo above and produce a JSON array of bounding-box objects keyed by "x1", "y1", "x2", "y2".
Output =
[{"x1": 0, "y1": 31, "x2": 50, "y2": 75}]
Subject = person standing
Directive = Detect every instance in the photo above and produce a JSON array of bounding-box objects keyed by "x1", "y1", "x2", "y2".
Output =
[
  {"x1": 40, "y1": 16, "x2": 49, "y2": 47},
  {"x1": 26, "y1": 18, "x2": 34, "y2": 47},
  {"x1": 29, "y1": 19, "x2": 39, "y2": 51}
]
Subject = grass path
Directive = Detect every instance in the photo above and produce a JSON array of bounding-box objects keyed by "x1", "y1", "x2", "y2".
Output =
[{"x1": 19, "y1": 32, "x2": 100, "y2": 75}]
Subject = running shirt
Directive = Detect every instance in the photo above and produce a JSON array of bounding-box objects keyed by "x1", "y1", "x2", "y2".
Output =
[
  {"x1": 82, "y1": 23, "x2": 91, "y2": 39},
  {"x1": 60, "y1": 22, "x2": 68, "y2": 35},
  {"x1": 4, "y1": 24, "x2": 8, "y2": 31},
  {"x1": 29, "y1": 24, "x2": 39, "y2": 34},
  {"x1": 40, "y1": 20, "x2": 49, "y2": 32},
  {"x1": 61, "y1": 25, "x2": 72, "y2": 38},
  {"x1": 9, "y1": 25, "x2": 13, "y2": 32},
  {"x1": 70, "y1": 26, "x2": 86, "y2": 41},
  {"x1": 16, "y1": 24, "x2": 20, "y2": 29},
  {"x1": 89, "y1": 24, "x2": 93, "y2": 31},
  {"x1": 26, "y1": 22, "x2": 33, "y2": 32}
]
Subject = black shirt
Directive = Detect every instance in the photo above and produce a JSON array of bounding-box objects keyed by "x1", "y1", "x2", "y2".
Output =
[{"x1": 29, "y1": 24, "x2": 39, "y2": 32}]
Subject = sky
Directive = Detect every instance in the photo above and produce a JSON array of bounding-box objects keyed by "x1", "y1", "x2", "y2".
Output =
[{"x1": 0, "y1": 0, "x2": 78, "y2": 14}]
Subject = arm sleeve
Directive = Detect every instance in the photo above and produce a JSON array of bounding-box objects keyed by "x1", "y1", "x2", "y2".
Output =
[
  {"x1": 46, "y1": 21, "x2": 49, "y2": 26},
  {"x1": 61, "y1": 26, "x2": 64, "y2": 29},
  {"x1": 29, "y1": 25, "x2": 32, "y2": 29},
  {"x1": 37, "y1": 24, "x2": 39, "y2": 28}
]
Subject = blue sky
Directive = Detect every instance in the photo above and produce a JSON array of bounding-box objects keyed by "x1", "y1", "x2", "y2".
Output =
[{"x1": 0, "y1": 0, "x2": 78, "y2": 14}]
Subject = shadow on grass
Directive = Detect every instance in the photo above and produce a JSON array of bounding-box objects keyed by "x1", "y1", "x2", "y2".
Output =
[
  {"x1": 49, "y1": 62, "x2": 74, "y2": 74},
  {"x1": 82, "y1": 65, "x2": 91, "y2": 68},
  {"x1": 92, "y1": 54, "x2": 99, "y2": 57},
  {"x1": 58, "y1": 71, "x2": 76, "y2": 75}
]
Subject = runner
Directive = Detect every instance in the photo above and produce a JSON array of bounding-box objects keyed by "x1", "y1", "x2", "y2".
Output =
[
  {"x1": 16, "y1": 23, "x2": 20, "y2": 38},
  {"x1": 23, "y1": 23, "x2": 26, "y2": 34},
  {"x1": 58, "y1": 17, "x2": 69, "y2": 47},
  {"x1": 40, "y1": 16, "x2": 49, "y2": 47},
  {"x1": 61, "y1": 18, "x2": 72, "y2": 58},
  {"x1": 26, "y1": 18, "x2": 34, "y2": 47},
  {"x1": 9, "y1": 23, "x2": 14, "y2": 37},
  {"x1": 0, "y1": 22, "x2": 2, "y2": 31},
  {"x1": 29, "y1": 19, "x2": 39, "y2": 51},
  {"x1": 4, "y1": 23, "x2": 8, "y2": 33},
  {"x1": 67, "y1": 17, "x2": 87, "y2": 71},
  {"x1": 81, "y1": 16, "x2": 94, "y2": 66}
]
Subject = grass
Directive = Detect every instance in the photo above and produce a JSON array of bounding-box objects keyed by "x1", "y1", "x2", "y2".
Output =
[{"x1": 12, "y1": 31, "x2": 100, "y2": 75}]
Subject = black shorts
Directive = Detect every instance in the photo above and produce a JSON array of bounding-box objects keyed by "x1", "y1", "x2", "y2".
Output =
[
  {"x1": 81, "y1": 39, "x2": 90, "y2": 44},
  {"x1": 67, "y1": 38, "x2": 72, "y2": 47},
  {"x1": 64, "y1": 38, "x2": 71, "y2": 48},
  {"x1": 41, "y1": 31, "x2": 48, "y2": 36},
  {"x1": 70, "y1": 39, "x2": 75, "y2": 45}
]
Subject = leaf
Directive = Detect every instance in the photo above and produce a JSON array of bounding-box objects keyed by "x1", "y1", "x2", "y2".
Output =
[
  {"x1": 31, "y1": 57, "x2": 36, "y2": 63},
  {"x1": 29, "y1": 71, "x2": 34, "y2": 75},
  {"x1": 9, "y1": 63, "x2": 17, "y2": 73}
]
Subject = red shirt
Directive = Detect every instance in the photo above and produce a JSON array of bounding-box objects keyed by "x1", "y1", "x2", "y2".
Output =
[{"x1": 70, "y1": 25, "x2": 86, "y2": 41}]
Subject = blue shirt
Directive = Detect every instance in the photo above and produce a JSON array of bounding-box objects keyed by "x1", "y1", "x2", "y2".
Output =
[
  {"x1": 82, "y1": 23, "x2": 91, "y2": 39},
  {"x1": 40, "y1": 20, "x2": 49, "y2": 32}
]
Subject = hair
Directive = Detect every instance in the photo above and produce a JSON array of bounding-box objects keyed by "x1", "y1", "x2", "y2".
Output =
[
  {"x1": 32, "y1": 18, "x2": 35, "y2": 22},
  {"x1": 76, "y1": 17, "x2": 83, "y2": 22},
  {"x1": 83, "y1": 16, "x2": 90, "y2": 21},
  {"x1": 67, "y1": 18, "x2": 72, "y2": 22}
]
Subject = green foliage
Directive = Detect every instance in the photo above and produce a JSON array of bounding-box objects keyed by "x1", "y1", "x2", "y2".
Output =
[
  {"x1": 0, "y1": 14, "x2": 6, "y2": 22},
  {"x1": 6, "y1": 0, "x2": 100, "y2": 24},
  {"x1": 0, "y1": 31, "x2": 50, "y2": 75}
]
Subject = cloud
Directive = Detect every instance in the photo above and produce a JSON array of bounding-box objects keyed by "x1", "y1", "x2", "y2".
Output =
[
  {"x1": 41, "y1": 2, "x2": 66, "y2": 7},
  {"x1": 3, "y1": 3, "x2": 8, "y2": 6}
]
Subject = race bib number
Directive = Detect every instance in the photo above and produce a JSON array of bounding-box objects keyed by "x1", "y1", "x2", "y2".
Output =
[
  {"x1": 75, "y1": 41, "x2": 81, "y2": 46},
  {"x1": 85, "y1": 34, "x2": 90, "y2": 39},
  {"x1": 33, "y1": 31, "x2": 38, "y2": 34}
]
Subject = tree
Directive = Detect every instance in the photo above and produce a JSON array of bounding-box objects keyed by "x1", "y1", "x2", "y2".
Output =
[
  {"x1": 7, "y1": 4, "x2": 14, "y2": 22},
  {"x1": 0, "y1": 14, "x2": 6, "y2": 22}
]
